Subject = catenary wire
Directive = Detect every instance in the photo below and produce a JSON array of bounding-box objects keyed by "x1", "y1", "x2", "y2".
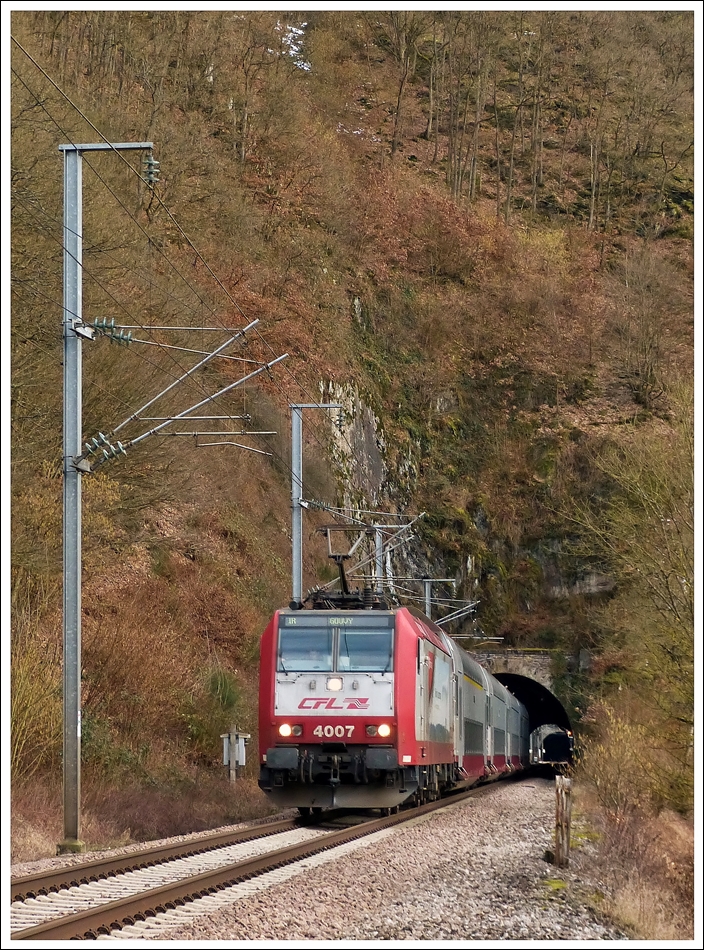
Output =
[
  {"x1": 11, "y1": 42, "x2": 380, "y2": 492},
  {"x1": 11, "y1": 35, "x2": 390, "y2": 514},
  {"x1": 11, "y1": 43, "x2": 370, "y2": 493},
  {"x1": 11, "y1": 191, "x2": 263, "y2": 426}
]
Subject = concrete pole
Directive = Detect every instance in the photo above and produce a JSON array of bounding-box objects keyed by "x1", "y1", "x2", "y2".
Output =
[
  {"x1": 59, "y1": 146, "x2": 84, "y2": 853},
  {"x1": 57, "y1": 141, "x2": 152, "y2": 854},
  {"x1": 374, "y1": 526, "x2": 384, "y2": 594},
  {"x1": 289, "y1": 403, "x2": 342, "y2": 608},
  {"x1": 291, "y1": 406, "x2": 303, "y2": 607},
  {"x1": 424, "y1": 579, "x2": 432, "y2": 619}
]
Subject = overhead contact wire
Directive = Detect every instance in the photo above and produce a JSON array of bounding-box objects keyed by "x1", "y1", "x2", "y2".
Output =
[{"x1": 11, "y1": 36, "x2": 390, "y2": 509}]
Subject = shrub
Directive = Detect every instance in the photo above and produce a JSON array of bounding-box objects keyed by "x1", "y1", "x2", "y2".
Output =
[
  {"x1": 11, "y1": 589, "x2": 62, "y2": 782},
  {"x1": 180, "y1": 662, "x2": 245, "y2": 766},
  {"x1": 576, "y1": 705, "x2": 652, "y2": 825}
]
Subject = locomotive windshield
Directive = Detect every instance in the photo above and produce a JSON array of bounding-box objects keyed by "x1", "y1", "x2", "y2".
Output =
[
  {"x1": 338, "y1": 631, "x2": 393, "y2": 672},
  {"x1": 277, "y1": 628, "x2": 333, "y2": 672},
  {"x1": 277, "y1": 613, "x2": 394, "y2": 673}
]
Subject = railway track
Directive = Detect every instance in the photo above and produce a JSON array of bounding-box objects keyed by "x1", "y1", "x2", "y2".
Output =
[
  {"x1": 11, "y1": 788, "x2": 490, "y2": 940},
  {"x1": 11, "y1": 817, "x2": 299, "y2": 902}
]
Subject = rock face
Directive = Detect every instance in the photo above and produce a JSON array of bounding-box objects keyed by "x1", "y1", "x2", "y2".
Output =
[
  {"x1": 318, "y1": 381, "x2": 615, "y2": 629},
  {"x1": 323, "y1": 381, "x2": 386, "y2": 508},
  {"x1": 320, "y1": 380, "x2": 433, "y2": 592}
]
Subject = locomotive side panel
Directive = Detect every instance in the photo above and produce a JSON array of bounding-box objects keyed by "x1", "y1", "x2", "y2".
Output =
[
  {"x1": 258, "y1": 611, "x2": 280, "y2": 763},
  {"x1": 413, "y1": 639, "x2": 453, "y2": 746},
  {"x1": 396, "y1": 610, "x2": 455, "y2": 768}
]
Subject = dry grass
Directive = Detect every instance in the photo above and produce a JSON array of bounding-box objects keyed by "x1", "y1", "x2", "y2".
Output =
[
  {"x1": 11, "y1": 771, "x2": 276, "y2": 864},
  {"x1": 573, "y1": 785, "x2": 694, "y2": 941},
  {"x1": 603, "y1": 810, "x2": 694, "y2": 940}
]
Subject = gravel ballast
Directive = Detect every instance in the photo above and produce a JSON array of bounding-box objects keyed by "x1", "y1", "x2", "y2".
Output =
[{"x1": 112, "y1": 777, "x2": 628, "y2": 941}]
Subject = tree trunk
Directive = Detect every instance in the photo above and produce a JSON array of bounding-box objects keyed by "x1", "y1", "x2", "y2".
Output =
[
  {"x1": 391, "y1": 67, "x2": 408, "y2": 158},
  {"x1": 493, "y1": 66, "x2": 502, "y2": 217}
]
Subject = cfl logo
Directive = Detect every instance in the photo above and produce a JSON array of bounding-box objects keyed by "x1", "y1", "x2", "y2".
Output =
[{"x1": 298, "y1": 697, "x2": 370, "y2": 710}]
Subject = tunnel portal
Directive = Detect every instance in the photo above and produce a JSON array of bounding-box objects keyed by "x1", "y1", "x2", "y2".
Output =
[{"x1": 494, "y1": 672, "x2": 572, "y2": 733}]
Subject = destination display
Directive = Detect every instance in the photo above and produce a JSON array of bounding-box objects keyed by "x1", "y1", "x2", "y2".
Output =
[{"x1": 279, "y1": 611, "x2": 394, "y2": 629}]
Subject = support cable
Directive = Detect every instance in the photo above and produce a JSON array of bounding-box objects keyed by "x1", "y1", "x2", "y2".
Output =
[{"x1": 11, "y1": 38, "x2": 387, "y2": 500}]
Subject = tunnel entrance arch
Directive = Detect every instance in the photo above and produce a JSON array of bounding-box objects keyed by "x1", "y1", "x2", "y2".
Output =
[{"x1": 494, "y1": 672, "x2": 572, "y2": 733}]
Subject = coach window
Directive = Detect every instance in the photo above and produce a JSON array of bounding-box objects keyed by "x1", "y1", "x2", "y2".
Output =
[
  {"x1": 278, "y1": 629, "x2": 333, "y2": 672},
  {"x1": 337, "y1": 630, "x2": 393, "y2": 672}
]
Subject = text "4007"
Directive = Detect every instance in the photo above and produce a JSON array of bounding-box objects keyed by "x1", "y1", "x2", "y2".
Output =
[{"x1": 312, "y1": 724, "x2": 354, "y2": 738}]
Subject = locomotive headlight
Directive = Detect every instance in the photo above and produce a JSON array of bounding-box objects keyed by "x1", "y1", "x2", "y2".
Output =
[
  {"x1": 326, "y1": 676, "x2": 343, "y2": 691},
  {"x1": 366, "y1": 723, "x2": 392, "y2": 738},
  {"x1": 278, "y1": 723, "x2": 293, "y2": 737},
  {"x1": 292, "y1": 725, "x2": 303, "y2": 736}
]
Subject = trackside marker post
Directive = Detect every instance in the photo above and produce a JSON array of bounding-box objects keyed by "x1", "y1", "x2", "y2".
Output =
[
  {"x1": 555, "y1": 774, "x2": 573, "y2": 867},
  {"x1": 222, "y1": 730, "x2": 250, "y2": 784}
]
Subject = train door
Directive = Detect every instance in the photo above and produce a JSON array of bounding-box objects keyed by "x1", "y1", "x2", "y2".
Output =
[
  {"x1": 453, "y1": 672, "x2": 463, "y2": 764},
  {"x1": 485, "y1": 691, "x2": 493, "y2": 768},
  {"x1": 494, "y1": 694, "x2": 507, "y2": 769},
  {"x1": 506, "y1": 708, "x2": 512, "y2": 764},
  {"x1": 416, "y1": 638, "x2": 429, "y2": 742}
]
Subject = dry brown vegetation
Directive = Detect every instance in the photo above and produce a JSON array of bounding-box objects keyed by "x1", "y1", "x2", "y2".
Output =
[
  {"x1": 10, "y1": 12, "x2": 693, "y2": 929},
  {"x1": 11, "y1": 774, "x2": 275, "y2": 865},
  {"x1": 572, "y1": 784, "x2": 694, "y2": 940}
]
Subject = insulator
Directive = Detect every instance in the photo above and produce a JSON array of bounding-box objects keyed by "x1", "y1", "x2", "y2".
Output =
[{"x1": 144, "y1": 153, "x2": 160, "y2": 185}]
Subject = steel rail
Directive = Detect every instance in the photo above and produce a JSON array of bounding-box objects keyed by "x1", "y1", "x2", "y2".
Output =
[
  {"x1": 12, "y1": 789, "x2": 491, "y2": 941},
  {"x1": 11, "y1": 818, "x2": 297, "y2": 902}
]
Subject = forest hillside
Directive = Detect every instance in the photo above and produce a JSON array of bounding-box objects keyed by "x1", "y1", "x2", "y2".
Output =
[{"x1": 9, "y1": 12, "x2": 694, "y2": 927}]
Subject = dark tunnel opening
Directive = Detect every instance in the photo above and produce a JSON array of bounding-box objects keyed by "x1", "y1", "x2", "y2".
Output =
[{"x1": 495, "y1": 672, "x2": 572, "y2": 734}]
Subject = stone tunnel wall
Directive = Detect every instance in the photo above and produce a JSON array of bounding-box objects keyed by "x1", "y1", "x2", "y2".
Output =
[{"x1": 471, "y1": 650, "x2": 568, "y2": 691}]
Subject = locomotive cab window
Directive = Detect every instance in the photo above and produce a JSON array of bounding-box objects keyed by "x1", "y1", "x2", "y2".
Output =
[
  {"x1": 277, "y1": 629, "x2": 333, "y2": 672},
  {"x1": 338, "y1": 630, "x2": 393, "y2": 672}
]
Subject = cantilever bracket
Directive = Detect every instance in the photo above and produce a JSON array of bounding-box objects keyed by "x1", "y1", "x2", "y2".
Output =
[{"x1": 72, "y1": 322, "x2": 95, "y2": 341}]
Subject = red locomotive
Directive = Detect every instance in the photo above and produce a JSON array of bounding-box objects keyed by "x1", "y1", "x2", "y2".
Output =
[{"x1": 258, "y1": 602, "x2": 530, "y2": 813}]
